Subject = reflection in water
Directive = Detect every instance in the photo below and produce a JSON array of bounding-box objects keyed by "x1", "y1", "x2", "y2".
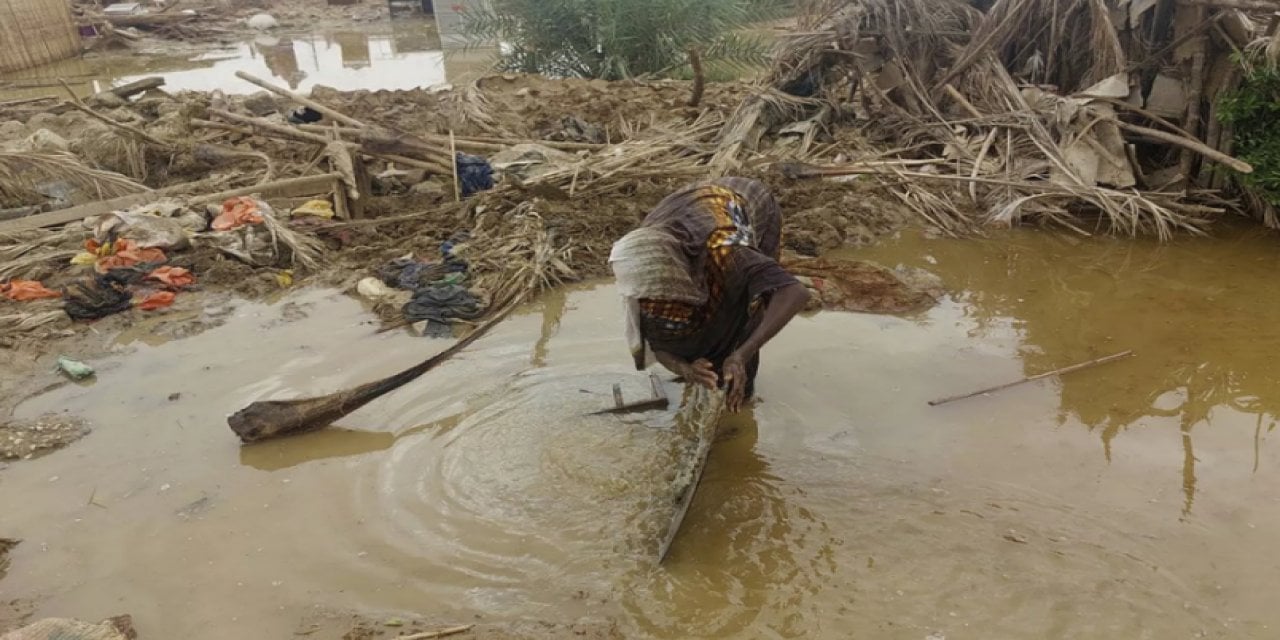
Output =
[
  {"x1": 257, "y1": 36, "x2": 304, "y2": 90},
  {"x1": 1, "y1": 26, "x2": 452, "y2": 99},
  {"x1": 851, "y1": 225, "x2": 1280, "y2": 515},
  {"x1": 532, "y1": 288, "x2": 567, "y2": 367},
  {"x1": 625, "y1": 410, "x2": 828, "y2": 637},
  {"x1": 240, "y1": 428, "x2": 395, "y2": 471},
  {"x1": 111, "y1": 34, "x2": 447, "y2": 94},
  {"x1": 240, "y1": 415, "x2": 462, "y2": 471}
]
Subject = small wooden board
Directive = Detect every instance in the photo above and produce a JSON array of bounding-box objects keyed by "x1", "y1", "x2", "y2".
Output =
[{"x1": 587, "y1": 373, "x2": 669, "y2": 416}]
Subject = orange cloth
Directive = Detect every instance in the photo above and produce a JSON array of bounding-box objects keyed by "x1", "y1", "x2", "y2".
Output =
[
  {"x1": 213, "y1": 196, "x2": 264, "y2": 231},
  {"x1": 2, "y1": 280, "x2": 61, "y2": 301},
  {"x1": 137, "y1": 291, "x2": 176, "y2": 311},
  {"x1": 146, "y1": 266, "x2": 195, "y2": 288},
  {"x1": 91, "y1": 239, "x2": 167, "y2": 274}
]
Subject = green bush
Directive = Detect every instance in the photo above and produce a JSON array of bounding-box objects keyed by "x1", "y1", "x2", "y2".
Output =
[
  {"x1": 1217, "y1": 59, "x2": 1280, "y2": 205},
  {"x1": 458, "y1": 0, "x2": 789, "y2": 80}
]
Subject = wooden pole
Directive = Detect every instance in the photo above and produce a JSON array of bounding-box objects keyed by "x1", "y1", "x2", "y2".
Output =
[
  {"x1": 449, "y1": 130, "x2": 461, "y2": 202},
  {"x1": 928, "y1": 350, "x2": 1134, "y2": 406},
  {"x1": 1179, "y1": 4, "x2": 1211, "y2": 182},
  {"x1": 233, "y1": 70, "x2": 367, "y2": 128}
]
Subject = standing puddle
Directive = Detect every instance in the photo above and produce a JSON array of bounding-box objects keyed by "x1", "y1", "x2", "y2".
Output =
[
  {"x1": 0, "y1": 19, "x2": 494, "y2": 99},
  {"x1": 3, "y1": 227, "x2": 1280, "y2": 639}
]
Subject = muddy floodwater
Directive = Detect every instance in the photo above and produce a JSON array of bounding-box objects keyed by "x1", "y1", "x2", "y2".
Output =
[{"x1": 4, "y1": 226, "x2": 1280, "y2": 638}]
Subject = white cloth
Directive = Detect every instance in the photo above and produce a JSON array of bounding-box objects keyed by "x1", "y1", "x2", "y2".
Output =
[{"x1": 609, "y1": 226, "x2": 704, "y2": 370}]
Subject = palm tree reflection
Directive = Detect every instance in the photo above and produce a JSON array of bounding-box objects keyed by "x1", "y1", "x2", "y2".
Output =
[{"x1": 859, "y1": 227, "x2": 1280, "y2": 516}]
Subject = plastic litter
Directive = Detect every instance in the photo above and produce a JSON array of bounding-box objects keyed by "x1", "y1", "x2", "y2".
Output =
[
  {"x1": 93, "y1": 211, "x2": 191, "y2": 251},
  {"x1": 212, "y1": 196, "x2": 267, "y2": 231},
  {"x1": 247, "y1": 13, "x2": 278, "y2": 30},
  {"x1": 356, "y1": 276, "x2": 396, "y2": 301},
  {"x1": 1, "y1": 280, "x2": 61, "y2": 301},
  {"x1": 146, "y1": 266, "x2": 195, "y2": 288},
  {"x1": 137, "y1": 291, "x2": 176, "y2": 311},
  {"x1": 490, "y1": 143, "x2": 576, "y2": 181},
  {"x1": 291, "y1": 199, "x2": 335, "y2": 219},
  {"x1": 56, "y1": 356, "x2": 95, "y2": 381},
  {"x1": 88, "y1": 239, "x2": 167, "y2": 274}
]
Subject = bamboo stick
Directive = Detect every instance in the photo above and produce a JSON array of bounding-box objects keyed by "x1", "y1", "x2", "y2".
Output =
[
  {"x1": 196, "y1": 117, "x2": 450, "y2": 174},
  {"x1": 928, "y1": 351, "x2": 1135, "y2": 406},
  {"x1": 449, "y1": 130, "x2": 461, "y2": 202},
  {"x1": 1112, "y1": 119, "x2": 1252, "y2": 173},
  {"x1": 234, "y1": 70, "x2": 366, "y2": 128},
  {"x1": 58, "y1": 79, "x2": 169, "y2": 147},
  {"x1": 397, "y1": 624, "x2": 475, "y2": 640}
]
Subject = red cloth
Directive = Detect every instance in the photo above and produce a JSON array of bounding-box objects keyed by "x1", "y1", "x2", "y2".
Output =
[
  {"x1": 2, "y1": 280, "x2": 61, "y2": 301},
  {"x1": 137, "y1": 291, "x2": 176, "y2": 311},
  {"x1": 146, "y1": 266, "x2": 195, "y2": 288},
  {"x1": 91, "y1": 239, "x2": 167, "y2": 274},
  {"x1": 212, "y1": 196, "x2": 264, "y2": 231}
]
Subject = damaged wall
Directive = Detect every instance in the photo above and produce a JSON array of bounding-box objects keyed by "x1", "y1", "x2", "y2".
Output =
[{"x1": 0, "y1": 0, "x2": 81, "y2": 72}]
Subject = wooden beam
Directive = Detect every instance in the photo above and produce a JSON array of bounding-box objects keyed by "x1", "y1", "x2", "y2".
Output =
[
  {"x1": 0, "y1": 173, "x2": 341, "y2": 234},
  {"x1": 1178, "y1": 0, "x2": 1280, "y2": 10},
  {"x1": 96, "y1": 76, "x2": 164, "y2": 101}
]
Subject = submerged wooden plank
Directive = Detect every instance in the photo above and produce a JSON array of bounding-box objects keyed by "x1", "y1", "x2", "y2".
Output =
[{"x1": 658, "y1": 387, "x2": 723, "y2": 562}]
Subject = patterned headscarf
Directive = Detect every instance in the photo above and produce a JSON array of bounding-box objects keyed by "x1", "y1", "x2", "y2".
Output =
[{"x1": 608, "y1": 226, "x2": 705, "y2": 369}]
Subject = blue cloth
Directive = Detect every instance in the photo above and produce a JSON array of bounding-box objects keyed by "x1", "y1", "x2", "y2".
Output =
[{"x1": 455, "y1": 153, "x2": 494, "y2": 197}]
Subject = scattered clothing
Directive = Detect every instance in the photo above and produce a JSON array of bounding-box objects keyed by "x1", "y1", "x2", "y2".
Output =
[
  {"x1": 402, "y1": 284, "x2": 485, "y2": 334},
  {"x1": 455, "y1": 153, "x2": 494, "y2": 197},
  {"x1": 212, "y1": 196, "x2": 266, "y2": 231},
  {"x1": 63, "y1": 276, "x2": 133, "y2": 321},
  {"x1": 2, "y1": 280, "x2": 61, "y2": 301},
  {"x1": 379, "y1": 258, "x2": 448, "y2": 290},
  {"x1": 146, "y1": 266, "x2": 195, "y2": 288},
  {"x1": 87, "y1": 238, "x2": 167, "y2": 274},
  {"x1": 137, "y1": 290, "x2": 176, "y2": 311}
]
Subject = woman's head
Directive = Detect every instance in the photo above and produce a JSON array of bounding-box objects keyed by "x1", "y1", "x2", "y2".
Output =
[{"x1": 609, "y1": 226, "x2": 704, "y2": 305}]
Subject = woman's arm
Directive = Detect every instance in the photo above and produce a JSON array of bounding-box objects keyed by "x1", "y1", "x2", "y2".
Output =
[
  {"x1": 722, "y1": 282, "x2": 810, "y2": 411},
  {"x1": 654, "y1": 350, "x2": 718, "y2": 389}
]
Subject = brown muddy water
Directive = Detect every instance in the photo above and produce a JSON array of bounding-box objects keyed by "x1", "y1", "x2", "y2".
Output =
[{"x1": 4, "y1": 225, "x2": 1280, "y2": 639}]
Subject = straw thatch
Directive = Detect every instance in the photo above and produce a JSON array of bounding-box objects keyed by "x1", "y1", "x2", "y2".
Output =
[
  {"x1": 0, "y1": 0, "x2": 81, "y2": 73},
  {"x1": 711, "y1": 0, "x2": 1265, "y2": 237}
]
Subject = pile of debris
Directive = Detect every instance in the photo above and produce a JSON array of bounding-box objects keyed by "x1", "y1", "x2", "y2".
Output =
[
  {"x1": 2, "y1": 72, "x2": 726, "y2": 343},
  {"x1": 709, "y1": 0, "x2": 1270, "y2": 237}
]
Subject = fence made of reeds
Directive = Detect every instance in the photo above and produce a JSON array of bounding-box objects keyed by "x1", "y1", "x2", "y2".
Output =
[{"x1": 0, "y1": 0, "x2": 80, "y2": 73}]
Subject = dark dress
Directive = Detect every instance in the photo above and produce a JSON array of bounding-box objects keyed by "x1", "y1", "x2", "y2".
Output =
[{"x1": 636, "y1": 177, "x2": 798, "y2": 396}]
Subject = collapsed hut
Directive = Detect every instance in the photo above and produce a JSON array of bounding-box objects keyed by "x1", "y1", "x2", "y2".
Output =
[
  {"x1": 0, "y1": 0, "x2": 81, "y2": 72},
  {"x1": 711, "y1": 0, "x2": 1277, "y2": 236}
]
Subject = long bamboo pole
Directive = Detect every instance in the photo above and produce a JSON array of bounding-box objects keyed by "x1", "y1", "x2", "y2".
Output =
[{"x1": 928, "y1": 350, "x2": 1134, "y2": 406}]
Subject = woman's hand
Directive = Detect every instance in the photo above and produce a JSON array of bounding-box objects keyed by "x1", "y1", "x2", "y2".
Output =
[
  {"x1": 654, "y1": 351, "x2": 718, "y2": 389},
  {"x1": 684, "y1": 358, "x2": 719, "y2": 390},
  {"x1": 722, "y1": 351, "x2": 749, "y2": 412}
]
